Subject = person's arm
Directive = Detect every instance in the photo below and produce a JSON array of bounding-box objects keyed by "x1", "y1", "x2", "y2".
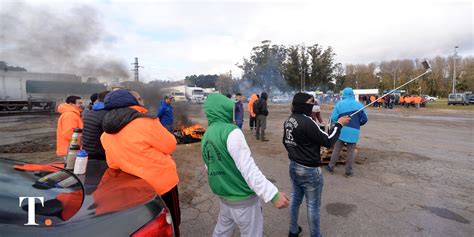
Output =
[
  {"x1": 304, "y1": 114, "x2": 344, "y2": 148},
  {"x1": 60, "y1": 113, "x2": 81, "y2": 140},
  {"x1": 226, "y1": 129, "x2": 278, "y2": 203},
  {"x1": 146, "y1": 119, "x2": 177, "y2": 155},
  {"x1": 360, "y1": 109, "x2": 368, "y2": 126},
  {"x1": 262, "y1": 101, "x2": 269, "y2": 116},
  {"x1": 330, "y1": 106, "x2": 339, "y2": 124},
  {"x1": 157, "y1": 105, "x2": 165, "y2": 119}
]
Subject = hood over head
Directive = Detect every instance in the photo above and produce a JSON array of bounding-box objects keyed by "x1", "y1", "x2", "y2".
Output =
[
  {"x1": 342, "y1": 87, "x2": 355, "y2": 100},
  {"x1": 260, "y1": 92, "x2": 268, "y2": 100},
  {"x1": 57, "y1": 103, "x2": 81, "y2": 116},
  {"x1": 104, "y1": 90, "x2": 139, "y2": 110},
  {"x1": 292, "y1": 92, "x2": 314, "y2": 116},
  {"x1": 204, "y1": 93, "x2": 234, "y2": 125},
  {"x1": 102, "y1": 107, "x2": 154, "y2": 134}
]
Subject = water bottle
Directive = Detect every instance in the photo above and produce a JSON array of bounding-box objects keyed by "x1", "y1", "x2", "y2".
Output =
[
  {"x1": 65, "y1": 145, "x2": 80, "y2": 170},
  {"x1": 69, "y1": 128, "x2": 83, "y2": 148},
  {"x1": 73, "y1": 150, "x2": 88, "y2": 175}
]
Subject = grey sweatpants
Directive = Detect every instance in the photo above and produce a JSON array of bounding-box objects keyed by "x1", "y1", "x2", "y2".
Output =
[
  {"x1": 329, "y1": 140, "x2": 357, "y2": 173},
  {"x1": 213, "y1": 195, "x2": 263, "y2": 237},
  {"x1": 256, "y1": 115, "x2": 267, "y2": 139}
]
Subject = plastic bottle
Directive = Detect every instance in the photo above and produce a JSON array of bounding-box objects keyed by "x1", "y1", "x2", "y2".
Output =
[
  {"x1": 73, "y1": 150, "x2": 88, "y2": 175},
  {"x1": 65, "y1": 145, "x2": 80, "y2": 170}
]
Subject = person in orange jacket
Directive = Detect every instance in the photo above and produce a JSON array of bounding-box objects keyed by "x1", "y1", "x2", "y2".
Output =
[
  {"x1": 370, "y1": 95, "x2": 376, "y2": 107},
  {"x1": 414, "y1": 95, "x2": 422, "y2": 109},
  {"x1": 399, "y1": 95, "x2": 405, "y2": 106},
  {"x1": 248, "y1": 93, "x2": 259, "y2": 131},
  {"x1": 405, "y1": 95, "x2": 412, "y2": 108},
  {"x1": 56, "y1": 95, "x2": 83, "y2": 157},
  {"x1": 100, "y1": 89, "x2": 181, "y2": 236}
]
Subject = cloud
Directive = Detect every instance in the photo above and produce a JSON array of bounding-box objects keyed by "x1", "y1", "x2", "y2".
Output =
[{"x1": 1, "y1": 0, "x2": 472, "y2": 82}]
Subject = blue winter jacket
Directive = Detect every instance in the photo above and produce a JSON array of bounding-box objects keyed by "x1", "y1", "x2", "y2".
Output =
[
  {"x1": 331, "y1": 88, "x2": 368, "y2": 143},
  {"x1": 234, "y1": 101, "x2": 244, "y2": 122},
  {"x1": 157, "y1": 101, "x2": 173, "y2": 125}
]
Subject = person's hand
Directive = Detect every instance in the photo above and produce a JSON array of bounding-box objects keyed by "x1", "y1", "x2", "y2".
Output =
[
  {"x1": 272, "y1": 192, "x2": 290, "y2": 209},
  {"x1": 337, "y1": 116, "x2": 351, "y2": 126}
]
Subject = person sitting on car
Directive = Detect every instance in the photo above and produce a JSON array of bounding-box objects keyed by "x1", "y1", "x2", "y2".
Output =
[{"x1": 100, "y1": 89, "x2": 181, "y2": 236}]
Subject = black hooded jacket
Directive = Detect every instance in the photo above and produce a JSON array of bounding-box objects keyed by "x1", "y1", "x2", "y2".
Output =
[
  {"x1": 254, "y1": 92, "x2": 269, "y2": 116},
  {"x1": 282, "y1": 93, "x2": 342, "y2": 167}
]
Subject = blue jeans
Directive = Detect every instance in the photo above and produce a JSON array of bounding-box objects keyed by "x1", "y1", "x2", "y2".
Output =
[
  {"x1": 236, "y1": 120, "x2": 243, "y2": 129},
  {"x1": 289, "y1": 161, "x2": 324, "y2": 237}
]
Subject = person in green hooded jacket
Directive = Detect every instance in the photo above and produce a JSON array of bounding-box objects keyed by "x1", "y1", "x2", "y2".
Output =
[{"x1": 201, "y1": 93, "x2": 289, "y2": 237}]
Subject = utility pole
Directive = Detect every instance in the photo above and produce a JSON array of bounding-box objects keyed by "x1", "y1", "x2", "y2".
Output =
[
  {"x1": 452, "y1": 46, "x2": 459, "y2": 94},
  {"x1": 131, "y1": 57, "x2": 143, "y2": 82}
]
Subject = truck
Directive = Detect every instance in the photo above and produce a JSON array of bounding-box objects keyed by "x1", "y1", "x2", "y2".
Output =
[
  {"x1": 164, "y1": 85, "x2": 205, "y2": 103},
  {"x1": 0, "y1": 71, "x2": 106, "y2": 111}
]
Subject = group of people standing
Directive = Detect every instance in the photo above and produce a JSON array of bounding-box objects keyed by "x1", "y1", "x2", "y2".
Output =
[
  {"x1": 362, "y1": 94, "x2": 424, "y2": 109},
  {"x1": 55, "y1": 87, "x2": 368, "y2": 237}
]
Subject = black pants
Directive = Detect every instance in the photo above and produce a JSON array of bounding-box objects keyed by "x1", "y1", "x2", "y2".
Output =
[
  {"x1": 249, "y1": 115, "x2": 256, "y2": 129},
  {"x1": 161, "y1": 185, "x2": 181, "y2": 237}
]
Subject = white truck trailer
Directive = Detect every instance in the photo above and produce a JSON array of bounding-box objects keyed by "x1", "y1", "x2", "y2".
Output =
[{"x1": 165, "y1": 85, "x2": 205, "y2": 103}]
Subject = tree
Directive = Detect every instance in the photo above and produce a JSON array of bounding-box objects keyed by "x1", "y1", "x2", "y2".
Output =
[
  {"x1": 216, "y1": 73, "x2": 233, "y2": 95},
  {"x1": 184, "y1": 74, "x2": 218, "y2": 88},
  {"x1": 237, "y1": 40, "x2": 287, "y2": 92},
  {"x1": 283, "y1": 46, "x2": 301, "y2": 89}
]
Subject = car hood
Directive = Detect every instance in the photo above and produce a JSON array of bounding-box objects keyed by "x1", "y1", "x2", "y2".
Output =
[{"x1": 0, "y1": 158, "x2": 157, "y2": 228}]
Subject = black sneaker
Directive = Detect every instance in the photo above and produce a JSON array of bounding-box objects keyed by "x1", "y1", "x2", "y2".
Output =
[
  {"x1": 345, "y1": 171, "x2": 353, "y2": 178},
  {"x1": 326, "y1": 165, "x2": 334, "y2": 174},
  {"x1": 288, "y1": 226, "x2": 302, "y2": 237}
]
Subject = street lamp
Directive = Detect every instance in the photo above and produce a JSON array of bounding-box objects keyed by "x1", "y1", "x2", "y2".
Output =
[{"x1": 453, "y1": 46, "x2": 459, "y2": 94}]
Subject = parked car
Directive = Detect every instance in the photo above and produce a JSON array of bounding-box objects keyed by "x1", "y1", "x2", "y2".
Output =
[
  {"x1": 469, "y1": 94, "x2": 474, "y2": 104},
  {"x1": 423, "y1": 95, "x2": 438, "y2": 102},
  {"x1": 0, "y1": 158, "x2": 174, "y2": 237},
  {"x1": 271, "y1": 95, "x2": 290, "y2": 103},
  {"x1": 448, "y1": 93, "x2": 470, "y2": 105}
]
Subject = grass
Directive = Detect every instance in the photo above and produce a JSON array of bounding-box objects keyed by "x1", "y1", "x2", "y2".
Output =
[{"x1": 425, "y1": 99, "x2": 474, "y2": 111}]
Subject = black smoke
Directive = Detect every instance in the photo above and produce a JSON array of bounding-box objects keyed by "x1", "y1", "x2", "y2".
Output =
[{"x1": 0, "y1": 3, "x2": 129, "y2": 80}]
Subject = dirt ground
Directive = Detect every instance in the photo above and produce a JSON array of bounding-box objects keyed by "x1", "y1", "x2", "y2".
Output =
[{"x1": 0, "y1": 103, "x2": 473, "y2": 236}]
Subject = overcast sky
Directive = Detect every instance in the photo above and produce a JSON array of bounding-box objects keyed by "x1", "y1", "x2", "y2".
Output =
[{"x1": 1, "y1": 0, "x2": 473, "y2": 81}]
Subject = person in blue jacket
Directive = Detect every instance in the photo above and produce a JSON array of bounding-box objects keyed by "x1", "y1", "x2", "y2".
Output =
[
  {"x1": 327, "y1": 87, "x2": 368, "y2": 177},
  {"x1": 234, "y1": 92, "x2": 244, "y2": 129},
  {"x1": 157, "y1": 95, "x2": 174, "y2": 132}
]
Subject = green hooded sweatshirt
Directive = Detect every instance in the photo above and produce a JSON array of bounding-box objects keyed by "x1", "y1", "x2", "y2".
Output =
[{"x1": 201, "y1": 93, "x2": 255, "y2": 201}]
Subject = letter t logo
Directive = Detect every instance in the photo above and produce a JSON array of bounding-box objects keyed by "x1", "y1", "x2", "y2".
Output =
[{"x1": 19, "y1": 197, "x2": 44, "y2": 225}]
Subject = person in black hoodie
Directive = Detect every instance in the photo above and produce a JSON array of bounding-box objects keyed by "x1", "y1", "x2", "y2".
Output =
[
  {"x1": 283, "y1": 93, "x2": 350, "y2": 237},
  {"x1": 254, "y1": 92, "x2": 269, "y2": 141},
  {"x1": 82, "y1": 90, "x2": 110, "y2": 160}
]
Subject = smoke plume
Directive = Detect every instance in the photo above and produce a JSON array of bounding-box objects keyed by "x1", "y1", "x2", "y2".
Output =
[{"x1": 0, "y1": 3, "x2": 129, "y2": 80}]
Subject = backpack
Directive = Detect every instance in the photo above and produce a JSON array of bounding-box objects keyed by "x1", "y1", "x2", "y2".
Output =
[{"x1": 253, "y1": 99, "x2": 262, "y2": 115}]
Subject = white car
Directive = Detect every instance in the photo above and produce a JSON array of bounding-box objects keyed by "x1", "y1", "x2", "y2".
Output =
[
  {"x1": 271, "y1": 95, "x2": 290, "y2": 103},
  {"x1": 423, "y1": 95, "x2": 438, "y2": 102}
]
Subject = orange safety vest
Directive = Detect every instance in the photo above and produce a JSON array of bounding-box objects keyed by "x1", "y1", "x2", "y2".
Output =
[
  {"x1": 56, "y1": 104, "x2": 83, "y2": 156},
  {"x1": 101, "y1": 106, "x2": 179, "y2": 195},
  {"x1": 400, "y1": 96, "x2": 405, "y2": 103}
]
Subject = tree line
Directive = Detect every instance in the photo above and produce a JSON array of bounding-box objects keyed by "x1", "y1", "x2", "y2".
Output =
[
  {"x1": 341, "y1": 57, "x2": 474, "y2": 97},
  {"x1": 184, "y1": 41, "x2": 473, "y2": 97}
]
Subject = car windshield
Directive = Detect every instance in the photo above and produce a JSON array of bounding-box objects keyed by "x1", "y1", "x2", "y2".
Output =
[
  {"x1": 174, "y1": 92, "x2": 184, "y2": 96},
  {"x1": 193, "y1": 90, "x2": 204, "y2": 96}
]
